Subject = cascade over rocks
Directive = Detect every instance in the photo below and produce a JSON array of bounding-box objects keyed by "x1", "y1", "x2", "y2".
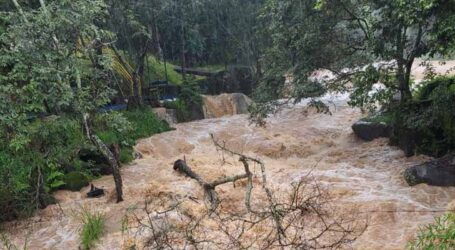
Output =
[
  {"x1": 202, "y1": 93, "x2": 252, "y2": 119},
  {"x1": 352, "y1": 119, "x2": 392, "y2": 141},
  {"x1": 404, "y1": 153, "x2": 455, "y2": 187}
]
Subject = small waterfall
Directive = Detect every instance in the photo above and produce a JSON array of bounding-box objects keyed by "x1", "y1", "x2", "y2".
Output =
[{"x1": 202, "y1": 93, "x2": 252, "y2": 119}]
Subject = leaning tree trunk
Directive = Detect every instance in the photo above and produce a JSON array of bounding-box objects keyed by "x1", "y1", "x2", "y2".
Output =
[
  {"x1": 76, "y1": 68, "x2": 124, "y2": 203},
  {"x1": 91, "y1": 135, "x2": 123, "y2": 203}
]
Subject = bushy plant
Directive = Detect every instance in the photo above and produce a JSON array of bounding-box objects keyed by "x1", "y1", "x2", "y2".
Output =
[
  {"x1": 163, "y1": 81, "x2": 203, "y2": 122},
  {"x1": 409, "y1": 213, "x2": 455, "y2": 250},
  {"x1": 392, "y1": 76, "x2": 455, "y2": 156}
]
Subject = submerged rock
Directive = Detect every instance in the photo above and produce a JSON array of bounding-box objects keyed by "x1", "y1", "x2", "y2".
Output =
[
  {"x1": 87, "y1": 184, "x2": 105, "y2": 198},
  {"x1": 352, "y1": 119, "x2": 392, "y2": 141},
  {"x1": 404, "y1": 153, "x2": 455, "y2": 186}
]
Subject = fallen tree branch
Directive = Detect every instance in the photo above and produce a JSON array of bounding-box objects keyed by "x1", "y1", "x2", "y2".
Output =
[
  {"x1": 210, "y1": 134, "x2": 286, "y2": 240},
  {"x1": 173, "y1": 159, "x2": 219, "y2": 209},
  {"x1": 173, "y1": 157, "x2": 252, "y2": 211}
]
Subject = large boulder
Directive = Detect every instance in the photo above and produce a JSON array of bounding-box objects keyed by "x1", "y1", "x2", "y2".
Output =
[
  {"x1": 404, "y1": 153, "x2": 455, "y2": 186},
  {"x1": 352, "y1": 119, "x2": 392, "y2": 141}
]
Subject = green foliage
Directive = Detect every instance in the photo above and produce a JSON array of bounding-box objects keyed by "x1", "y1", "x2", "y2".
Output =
[
  {"x1": 348, "y1": 66, "x2": 397, "y2": 112},
  {"x1": 164, "y1": 82, "x2": 203, "y2": 122},
  {"x1": 253, "y1": 0, "x2": 455, "y2": 121},
  {"x1": 94, "y1": 108, "x2": 171, "y2": 164},
  {"x1": 63, "y1": 172, "x2": 89, "y2": 191},
  {"x1": 363, "y1": 112, "x2": 394, "y2": 125},
  {"x1": 409, "y1": 213, "x2": 455, "y2": 250},
  {"x1": 119, "y1": 148, "x2": 134, "y2": 164},
  {"x1": 389, "y1": 76, "x2": 455, "y2": 156},
  {"x1": 80, "y1": 210, "x2": 105, "y2": 250},
  {"x1": 415, "y1": 76, "x2": 455, "y2": 102},
  {"x1": 145, "y1": 56, "x2": 183, "y2": 84},
  {"x1": 123, "y1": 108, "x2": 171, "y2": 140},
  {"x1": 0, "y1": 109, "x2": 169, "y2": 222}
]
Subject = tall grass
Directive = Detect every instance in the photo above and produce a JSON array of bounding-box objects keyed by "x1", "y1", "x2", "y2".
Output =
[{"x1": 80, "y1": 211, "x2": 105, "y2": 250}]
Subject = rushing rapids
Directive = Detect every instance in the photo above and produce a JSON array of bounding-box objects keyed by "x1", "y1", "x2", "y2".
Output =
[{"x1": 4, "y1": 62, "x2": 455, "y2": 249}]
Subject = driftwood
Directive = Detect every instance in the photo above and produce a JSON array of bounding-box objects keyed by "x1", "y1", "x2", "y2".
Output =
[
  {"x1": 210, "y1": 134, "x2": 286, "y2": 239},
  {"x1": 173, "y1": 158, "x2": 251, "y2": 210}
]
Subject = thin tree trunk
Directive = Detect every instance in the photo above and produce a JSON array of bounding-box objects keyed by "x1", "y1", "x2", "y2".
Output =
[
  {"x1": 11, "y1": 0, "x2": 27, "y2": 23},
  {"x1": 180, "y1": 4, "x2": 187, "y2": 81},
  {"x1": 91, "y1": 135, "x2": 124, "y2": 203},
  {"x1": 76, "y1": 43, "x2": 124, "y2": 203}
]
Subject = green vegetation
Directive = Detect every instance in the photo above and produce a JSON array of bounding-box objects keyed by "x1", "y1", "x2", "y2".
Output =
[
  {"x1": 386, "y1": 76, "x2": 455, "y2": 157},
  {"x1": 0, "y1": 108, "x2": 170, "y2": 222},
  {"x1": 63, "y1": 172, "x2": 90, "y2": 192},
  {"x1": 409, "y1": 213, "x2": 455, "y2": 250},
  {"x1": 80, "y1": 211, "x2": 105, "y2": 250},
  {"x1": 163, "y1": 82, "x2": 204, "y2": 122},
  {"x1": 95, "y1": 108, "x2": 171, "y2": 163},
  {"x1": 252, "y1": 0, "x2": 455, "y2": 123},
  {"x1": 145, "y1": 56, "x2": 183, "y2": 85}
]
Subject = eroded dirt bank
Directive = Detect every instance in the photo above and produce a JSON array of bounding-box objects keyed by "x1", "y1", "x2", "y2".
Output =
[{"x1": 5, "y1": 94, "x2": 455, "y2": 249}]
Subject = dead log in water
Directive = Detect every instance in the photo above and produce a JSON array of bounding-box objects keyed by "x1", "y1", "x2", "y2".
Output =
[{"x1": 173, "y1": 159, "x2": 250, "y2": 210}]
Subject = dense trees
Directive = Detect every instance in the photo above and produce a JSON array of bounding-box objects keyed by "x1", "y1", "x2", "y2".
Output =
[{"x1": 252, "y1": 0, "x2": 455, "y2": 122}]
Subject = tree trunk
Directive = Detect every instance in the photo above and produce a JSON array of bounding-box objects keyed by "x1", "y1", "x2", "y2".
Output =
[
  {"x1": 75, "y1": 66, "x2": 123, "y2": 203},
  {"x1": 134, "y1": 52, "x2": 146, "y2": 107},
  {"x1": 91, "y1": 135, "x2": 124, "y2": 203},
  {"x1": 180, "y1": 5, "x2": 187, "y2": 81},
  {"x1": 396, "y1": 26, "x2": 412, "y2": 103}
]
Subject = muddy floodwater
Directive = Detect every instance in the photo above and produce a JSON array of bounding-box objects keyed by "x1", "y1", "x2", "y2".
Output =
[{"x1": 5, "y1": 91, "x2": 455, "y2": 250}]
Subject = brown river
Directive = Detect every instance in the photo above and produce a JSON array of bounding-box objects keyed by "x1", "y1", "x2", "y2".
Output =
[{"x1": 4, "y1": 61, "x2": 455, "y2": 249}]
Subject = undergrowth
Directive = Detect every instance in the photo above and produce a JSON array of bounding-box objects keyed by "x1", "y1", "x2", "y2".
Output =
[{"x1": 409, "y1": 213, "x2": 455, "y2": 250}]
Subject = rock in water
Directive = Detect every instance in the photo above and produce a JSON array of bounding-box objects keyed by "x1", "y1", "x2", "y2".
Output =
[
  {"x1": 404, "y1": 153, "x2": 455, "y2": 186},
  {"x1": 87, "y1": 184, "x2": 105, "y2": 198},
  {"x1": 352, "y1": 120, "x2": 391, "y2": 141}
]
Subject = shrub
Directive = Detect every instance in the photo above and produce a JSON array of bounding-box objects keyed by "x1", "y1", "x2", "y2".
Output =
[
  {"x1": 63, "y1": 172, "x2": 89, "y2": 191},
  {"x1": 163, "y1": 81, "x2": 203, "y2": 122},
  {"x1": 389, "y1": 76, "x2": 455, "y2": 157},
  {"x1": 119, "y1": 147, "x2": 134, "y2": 164},
  {"x1": 409, "y1": 213, "x2": 455, "y2": 250},
  {"x1": 80, "y1": 211, "x2": 105, "y2": 250},
  {"x1": 0, "y1": 117, "x2": 88, "y2": 221}
]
